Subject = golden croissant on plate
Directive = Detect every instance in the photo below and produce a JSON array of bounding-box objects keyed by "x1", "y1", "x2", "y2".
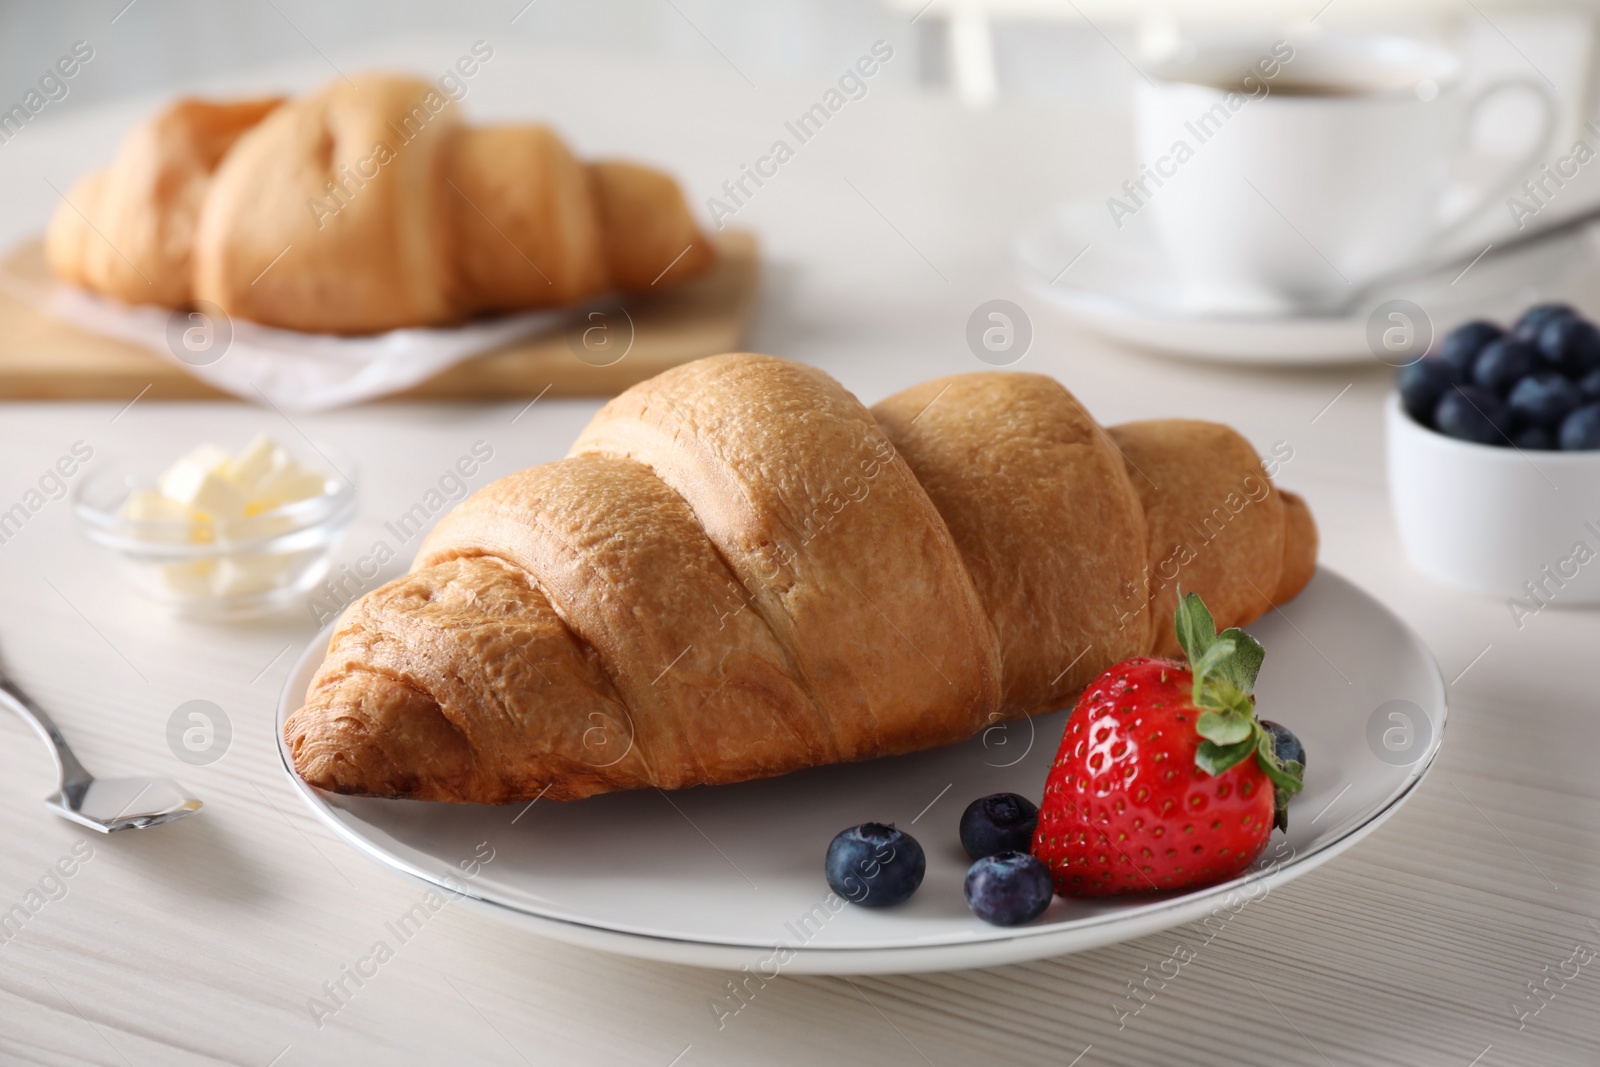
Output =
[
  {"x1": 285, "y1": 354, "x2": 1317, "y2": 804},
  {"x1": 45, "y1": 73, "x2": 715, "y2": 334}
]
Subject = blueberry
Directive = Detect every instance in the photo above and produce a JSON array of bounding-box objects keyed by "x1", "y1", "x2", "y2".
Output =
[
  {"x1": 1536, "y1": 316, "x2": 1600, "y2": 377},
  {"x1": 1258, "y1": 719, "x2": 1305, "y2": 769},
  {"x1": 1513, "y1": 424, "x2": 1557, "y2": 450},
  {"x1": 1472, "y1": 339, "x2": 1540, "y2": 395},
  {"x1": 825, "y1": 823, "x2": 925, "y2": 907},
  {"x1": 1396, "y1": 358, "x2": 1461, "y2": 427},
  {"x1": 1438, "y1": 320, "x2": 1503, "y2": 378},
  {"x1": 1580, "y1": 369, "x2": 1600, "y2": 401},
  {"x1": 963, "y1": 852, "x2": 1053, "y2": 926},
  {"x1": 1560, "y1": 404, "x2": 1600, "y2": 450},
  {"x1": 959, "y1": 793, "x2": 1040, "y2": 860},
  {"x1": 1508, "y1": 372, "x2": 1583, "y2": 428},
  {"x1": 1511, "y1": 303, "x2": 1576, "y2": 342},
  {"x1": 1434, "y1": 385, "x2": 1509, "y2": 445}
]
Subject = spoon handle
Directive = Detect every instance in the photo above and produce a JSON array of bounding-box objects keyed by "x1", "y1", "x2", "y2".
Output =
[{"x1": 0, "y1": 673, "x2": 94, "y2": 792}]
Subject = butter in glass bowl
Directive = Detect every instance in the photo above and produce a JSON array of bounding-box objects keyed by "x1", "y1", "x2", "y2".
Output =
[{"x1": 76, "y1": 435, "x2": 357, "y2": 619}]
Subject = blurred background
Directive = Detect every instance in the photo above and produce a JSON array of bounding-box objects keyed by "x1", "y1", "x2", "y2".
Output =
[
  {"x1": 5, "y1": 1, "x2": 1596, "y2": 259},
  {"x1": 6, "y1": 0, "x2": 1600, "y2": 417},
  {"x1": 2, "y1": 0, "x2": 1592, "y2": 112}
]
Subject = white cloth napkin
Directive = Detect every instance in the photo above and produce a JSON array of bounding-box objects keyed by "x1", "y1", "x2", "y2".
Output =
[{"x1": 42, "y1": 284, "x2": 565, "y2": 412}]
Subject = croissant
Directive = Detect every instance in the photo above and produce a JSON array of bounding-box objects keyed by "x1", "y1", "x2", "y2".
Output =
[
  {"x1": 285, "y1": 354, "x2": 1317, "y2": 803},
  {"x1": 45, "y1": 74, "x2": 715, "y2": 334}
]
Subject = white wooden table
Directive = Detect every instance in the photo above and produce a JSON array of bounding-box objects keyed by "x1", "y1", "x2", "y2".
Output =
[{"x1": 1, "y1": 35, "x2": 1598, "y2": 1067}]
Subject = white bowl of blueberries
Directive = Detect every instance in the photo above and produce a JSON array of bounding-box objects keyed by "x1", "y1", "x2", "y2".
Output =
[{"x1": 1391, "y1": 303, "x2": 1600, "y2": 604}]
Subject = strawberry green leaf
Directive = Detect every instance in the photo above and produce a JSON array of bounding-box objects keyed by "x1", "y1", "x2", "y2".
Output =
[
  {"x1": 1272, "y1": 787, "x2": 1292, "y2": 833},
  {"x1": 1179, "y1": 593, "x2": 1292, "y2": 809},
  {"x1": 1196, "y1": 709, "x2": 1253, "y2": 746},
  {"x1": 1193, "y1": 679, "x2": 1255, "y2": 719},
  {"x1": 1254, "y1": 729, "x2": 1305, "y2": 795},
  {"x1": 1190, "y1": 639, "x2": 1236, "y2": 689},
  {"x1": 1265, "y1": 758, "x2": 1305, "y2": 794},
  {"x1": 1216, "y1": 627, "x2": 1265, "y2": 693},
  {"x1": 1196, "y1": 736, "x2": 1256, "y2": 776},
  {"x1": 1174, "y1": 592, "x2": 1217, "y2": 668},
  {"x1": 1175, "y1": 594, "x2": 1263, "y2": 710},
  {"x1": 1252, "y1": 729, "x2": 1304, "y2": 831}
]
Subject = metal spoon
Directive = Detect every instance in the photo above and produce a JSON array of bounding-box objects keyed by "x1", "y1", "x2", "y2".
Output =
[{"x1": 0, "y1": 665, "x2": 201, "y2": 832}]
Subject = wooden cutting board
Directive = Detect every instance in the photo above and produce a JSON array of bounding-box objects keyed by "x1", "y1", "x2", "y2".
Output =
[{"x1": 0, "y1": 230, "x2": 758, "y2": 402}]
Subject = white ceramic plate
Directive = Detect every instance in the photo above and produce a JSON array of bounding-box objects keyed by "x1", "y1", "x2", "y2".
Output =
[
  {"x1": 1012, "y1": 196, "x2": 1597, "y2": 364},
  {"x1": 276, "y1": 568, "x2": 1445, "y2": 974}
]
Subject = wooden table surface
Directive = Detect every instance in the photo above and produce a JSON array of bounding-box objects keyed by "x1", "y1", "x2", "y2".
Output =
[{"x1": 2, "y1": 34, "x2": 1599, "y2": 1067}]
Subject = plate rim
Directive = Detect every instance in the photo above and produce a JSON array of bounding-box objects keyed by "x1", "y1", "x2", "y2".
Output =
[{"x1": 275, "y1": 566, "x2": 1447, "y2": 967}]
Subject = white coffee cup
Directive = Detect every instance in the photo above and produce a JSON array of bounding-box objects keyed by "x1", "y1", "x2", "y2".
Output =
[{"x1": 1131, "y1": 33, "x2": 1557, "y2": 315}]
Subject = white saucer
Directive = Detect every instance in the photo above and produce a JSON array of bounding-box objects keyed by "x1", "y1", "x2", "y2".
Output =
[
  {"x1": 1013, "y1": 197, "x2": 1598, "y2": 364},
  {"x1": 276, "y1": 568, "x2": 1445, "y2": 974}
]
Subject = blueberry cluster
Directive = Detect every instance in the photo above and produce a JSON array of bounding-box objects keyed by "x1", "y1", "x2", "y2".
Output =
[
  {"x1": 1399, "y1": 304, "x2": 1600, "y2": 449},
  {"x1": 959, "y1": 793, "x2": 1051, "y2": 926},
  {"x1": 823, "y1": 792, "x2": 1054, "y2": 926}
]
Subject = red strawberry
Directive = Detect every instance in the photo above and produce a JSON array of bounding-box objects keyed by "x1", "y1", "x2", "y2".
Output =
[{"x1": 1033, "y1": 593, "x2": 1304, "y2": 897}]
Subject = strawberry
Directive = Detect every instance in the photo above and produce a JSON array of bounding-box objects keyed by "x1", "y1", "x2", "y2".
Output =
[{"x1": 1033, "y1": 593, "x2": 1304, "y2": 897}]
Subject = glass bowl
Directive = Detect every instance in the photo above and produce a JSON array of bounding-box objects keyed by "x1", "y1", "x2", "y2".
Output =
[{"x1": 74, "y1": 444, "x2": 358, "y2": 620}]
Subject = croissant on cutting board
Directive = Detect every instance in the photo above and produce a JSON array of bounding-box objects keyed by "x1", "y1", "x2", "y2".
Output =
[
  {"x1": 285, "y1": 354, "x2": 1317, "y2": 804},
  {"x1": 45, "y1": 73, "x2": 715, "y2": 334}
]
